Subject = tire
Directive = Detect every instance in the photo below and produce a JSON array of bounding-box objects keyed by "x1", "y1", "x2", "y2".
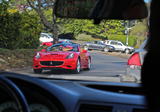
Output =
[
  {"x1": 34, "y1": 69, "x2": 42, "y2": 74},
  {"x1": 103, "y1": 47, "x2": 109, "y2": 52},
  {"x1": 125, "y1": 49, "x2": 130, "y2": 54},
  {"x1": 73, "y1": 59, "x2": 81, "y2": 74},
  {"x1": 84, "y1": 46, "x2": 88, "y2": 50},
  {"x1": 86, "y1": 58, "x2": 91, "y2": 70}
]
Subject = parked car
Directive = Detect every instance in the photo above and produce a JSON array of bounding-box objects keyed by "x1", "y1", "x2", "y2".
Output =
[
  {"x1": 33, "y1": 43, "x2": 91, "y2": 74},
  {"x1": 105, "y1": 40, "x2": 134, "y2": 54},
  {"x1": 126, "y1": 39, "x2": 147, "y2": 81},
  {"x1": 58, "y1": 39, "x2": 72, "y2": 43},
  {"x1": 39, "y1": 33, "x2": 53, "y2": 43},
  {"x1": 41, "y1": 39, "x2": 73, "y2": 47},
  {"x1": 83, "y1": 41, "x2": 115, "y2": 52}
]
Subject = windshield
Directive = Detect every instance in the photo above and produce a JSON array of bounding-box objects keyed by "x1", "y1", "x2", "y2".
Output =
[
  {"x1": 47, "y1": 43, "x2": 79, "y2": 52},
  {"x1": 0, "y1": 0, "x2": 149, "y2": 83}
]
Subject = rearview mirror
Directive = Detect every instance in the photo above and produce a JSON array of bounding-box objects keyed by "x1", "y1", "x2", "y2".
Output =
[{"x1": 55, "y1": 0, "x2": 148, "y2": 20}]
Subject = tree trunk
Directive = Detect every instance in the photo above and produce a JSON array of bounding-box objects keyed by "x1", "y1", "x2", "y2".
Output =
[
  {"x1": 51, "y1": 26, "x2": 58, "y2": 44},
  {"x1": 27, "y1": 0, "x2": 59, "y2": 44},
  {"x1": 51, "y1": 9, "x2": 58, "y2": 44}
]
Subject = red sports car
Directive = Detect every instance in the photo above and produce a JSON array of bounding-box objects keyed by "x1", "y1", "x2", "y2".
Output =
[{"x1": 33, "y1": 43, "x2": 91, "y2": 74}]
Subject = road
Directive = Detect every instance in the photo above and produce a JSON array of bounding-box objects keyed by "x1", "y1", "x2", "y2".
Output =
[{"x1": 9, "y1": 52, "x2": 128, "y2": 82}]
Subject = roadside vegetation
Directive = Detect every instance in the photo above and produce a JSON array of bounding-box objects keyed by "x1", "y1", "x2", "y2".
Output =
[{"x1": 0, "y1": 48, "x2": 35, "y2": 71}]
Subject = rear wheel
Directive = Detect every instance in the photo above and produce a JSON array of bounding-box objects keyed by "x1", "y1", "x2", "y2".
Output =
[
  {"x1": 34, "y1": 69, "x2": 42, "y2": 74},
  {"x1": 103, "y1": 47, "x2": 109, "y2": 52},
  {"x1": 84, "y1": 46, "x2": 88, "y2": 50},
  {"x1": 125, "y1": 49, "x2": 130, "y2": 54},
  {"x1": 73, "y1": 59, "x2": 81, "y2": 74}
]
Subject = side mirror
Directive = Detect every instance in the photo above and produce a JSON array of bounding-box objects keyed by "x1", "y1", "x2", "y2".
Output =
[
  {"x1": 81, "y1": 49, "x2": 87, "y2": 53},
  {"x1": 41, "y1": 49, "x2": 46, "y2": 52}
]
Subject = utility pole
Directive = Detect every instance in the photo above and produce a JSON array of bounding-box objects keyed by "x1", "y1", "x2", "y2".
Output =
[{"x1": 125, "y1": 21, "x2": 131, "y2": 46}]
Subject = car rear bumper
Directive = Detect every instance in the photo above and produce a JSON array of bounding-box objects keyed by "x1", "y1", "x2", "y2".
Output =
[
  {"x1": 33, "y1": 58, "x2": 77, "y2": 70},
  {"x1": 126, "y1": 66, "x2": 141, "y2": 81}
]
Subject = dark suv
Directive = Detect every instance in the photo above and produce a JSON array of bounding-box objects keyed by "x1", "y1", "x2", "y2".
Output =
[{"x1": 83, "y1": 41, "x2": 115, "y2": 52}]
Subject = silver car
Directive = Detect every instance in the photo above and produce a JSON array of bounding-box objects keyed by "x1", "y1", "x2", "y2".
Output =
[
  {"x1": 126, "y1": 39, "x2": 147, "y2": 82},
  {"x1": 83, "y1": 41, "x2": 115, "y2": 52}
]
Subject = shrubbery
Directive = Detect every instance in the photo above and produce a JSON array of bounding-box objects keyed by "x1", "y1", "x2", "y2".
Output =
[{"x1": 0, "y1": 1, "x2": 42, "y2": 49}]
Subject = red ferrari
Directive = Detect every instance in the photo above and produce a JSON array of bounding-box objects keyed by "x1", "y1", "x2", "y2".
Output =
[{"x1": 33, "y1": 43, "x2": 91, "y2": 74}]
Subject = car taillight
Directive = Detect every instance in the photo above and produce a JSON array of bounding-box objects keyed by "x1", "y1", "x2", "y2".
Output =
[{"x1": 128, "y1": 53, "x2": 142, "y2": 69}]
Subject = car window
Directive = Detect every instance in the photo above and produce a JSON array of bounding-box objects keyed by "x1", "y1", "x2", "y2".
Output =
[
  {"x1": 0, "y1": 0, "x2": 149, "y2": 84},
  {"x1": 97, "y1": 41, "x2": 102, "y2": 44},
  {"x1": 0, "y1": 1, "x2": 153, "y2": 112},
  {"x1": 110, "y1": 41, "x2": 116, "y2": 45},
  {"x1": 47, "y1": 44, "x2": 78, "y2": 52},
  {"x1": 118, "y1": 43, "x2": 122, "y2": 46}
]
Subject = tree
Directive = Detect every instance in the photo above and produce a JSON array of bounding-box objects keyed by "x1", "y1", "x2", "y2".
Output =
[
  {"x1": 59, "y1": 19, "x2": 84, "y2": 37},
  {"x1": 17, "y1": 11, "x2": 43, "y2": 49},
  {"x1": 130, "y1": 20, "x2": 148, "y2": 47},
  {"x1": 59, "y1": 19, "x2": 125, "y2": 40},
  {"x1": 0, "y1": 1, "x2": 21, "y2": 49},
  {"x1": 0, "y1": 0, "x2": 43, "y2": 49},
  {"x1": 26, "y1": 0, "x2": 58, "y2": 43}
]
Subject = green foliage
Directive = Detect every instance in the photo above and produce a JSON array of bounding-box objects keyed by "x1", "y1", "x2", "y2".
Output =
[
  {"x1": 0, "y1": 1, "x2": 43, "y2": 49},
  {"x1": 75, "y1": 33, "x2": 99, "y2": 41},
  {"x1": 0, "y1": 1, "x2": 21, "y2": 49},
  {"x1": 130, "y1": 21, "x2": 148, "y2": 48},
  {"x1": 130, "y1": 22, "x2": 147, "y2": 37},
  {"x1": 59, "y1": 19, "x2": 84, "y2": 36},
  {"x1": 18, "y1": 12, "x2": 43, "y2": 49},
  {"x1": 0, "y1": 0, "x2": 8, "y2": 15},
  {"x1": 59, "y1": 19, "x2": 125, "y2": 39}
]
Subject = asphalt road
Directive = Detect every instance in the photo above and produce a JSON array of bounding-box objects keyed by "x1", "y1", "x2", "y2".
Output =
[{"x1": 9, "y1": 52, "x2": 129, "y2": 82}]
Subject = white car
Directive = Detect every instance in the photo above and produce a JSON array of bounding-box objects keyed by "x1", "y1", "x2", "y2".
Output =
[
  {"x1": 105, "y1": 40, "x2": 134, "y2": 54},
  {"x1": 39, "y1": 33, "x2": 53, "y2": 43}
]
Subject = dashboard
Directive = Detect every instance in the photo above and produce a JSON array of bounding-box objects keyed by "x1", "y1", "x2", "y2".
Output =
[{"x1": 0, "y1": 72, "x2": 148, "y2": 112}]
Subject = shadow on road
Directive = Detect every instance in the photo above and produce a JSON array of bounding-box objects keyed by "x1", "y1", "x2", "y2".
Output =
[{"x1": 42, "y1": 69, "x2": 74, "y2": 75}]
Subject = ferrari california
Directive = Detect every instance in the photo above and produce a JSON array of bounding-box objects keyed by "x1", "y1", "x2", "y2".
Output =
[{"x1": 33, "y1": 43, "x2": 91, "y2": 74}]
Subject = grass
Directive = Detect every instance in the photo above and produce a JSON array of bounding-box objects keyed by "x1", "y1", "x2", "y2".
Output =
[{"x1": 0, "y1": 48, "x2": 35, "y2": 71}]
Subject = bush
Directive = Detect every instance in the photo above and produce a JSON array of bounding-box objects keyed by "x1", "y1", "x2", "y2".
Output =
[
  {"x1": 75, "y1": 33, "x2": 99, "y2": 41},
  {"x1": 0, "y1": 3, "x2": 42, "y2": 49},
  {"x1": 17, "y1": 12, "x2": 42, "y2": 49},
  {"x1": 0, "y1": 12, "x2": 21, "y2": 49}
]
